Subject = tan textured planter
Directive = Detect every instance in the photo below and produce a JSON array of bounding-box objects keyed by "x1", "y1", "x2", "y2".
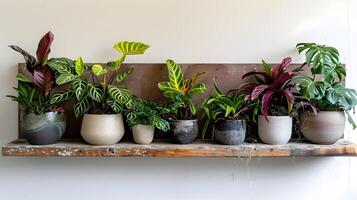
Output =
[
  {"x1": 81, "y1": 113, "x2": 125, "y2": 145},
  {"x1": 300, "y1": 111, "x2": 345, "y2": 144},
  {"x1": 258, "y1": 115, "x2": 292, "y2": 145},
  {"x1": 132, "y1": 124, "x2": 155, "y2": 144}
]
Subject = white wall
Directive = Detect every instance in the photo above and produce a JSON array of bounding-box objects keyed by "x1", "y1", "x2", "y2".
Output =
[{"x1": 0, "y1": 0, "x2": 356, "y2": 199}]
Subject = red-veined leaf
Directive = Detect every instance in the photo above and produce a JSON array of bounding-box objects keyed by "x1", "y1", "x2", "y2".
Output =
[
  {"x1": 283, "y1": 89, "x2": 295, "y2": 112},
  {"x1": 251, "y1": 85, "x2": 270, "y2": 100},
  {"x1": 33, "y1": 65, "x2": 54, "y2": 96},
  {"x1": 36, "y1": 31, "x2": 54, "y2": 64},
  {"x1": 262, "y1": 90, "x2": 274, "y2": 121}
]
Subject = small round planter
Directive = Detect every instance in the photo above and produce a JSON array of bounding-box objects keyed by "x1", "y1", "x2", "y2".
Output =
[
  {"x1": 169, "y1": 119, "x2": 198, "y2": 144},
  {"x1": 132, "y1": 124, "x2": 155, "y2": 144},
  {"x1": 80, "y1": 113, "x2": 125, "y2": 145},
  {"x1": 20, "y1": 111, "x2": 66, "y2": 145},
  {"x1": 214, "y1": 119, "x2": 246, "y2": 145},
  {"x1": 300, "y1": 111, "x2": 345, "y2": 144},
  {"x1": 258, "y1": 115, "x2": 292, "y2": 145}
]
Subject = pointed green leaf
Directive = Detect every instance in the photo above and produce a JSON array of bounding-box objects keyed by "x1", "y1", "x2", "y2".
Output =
[
  {"x1": 75, "y1": 57, "x2": 84, "y2": 77},
  {"x1": 72, "y1": 79, "x2": 88, "y2": 100},
  {"x1": 117, "y1": 68, "x2": 134, "y2": 82},
  {"x1": 56, "y1": 73, "x2": 78, "y2": 85},
  {"x1": 108, "y1": 85, "x2": 132, "y2": 103},
  {"x1": 106, "y1": 97, "x2": 124, "y2": 113},
  {"x1": 16, "y1": 73, "x2": 33, "y2": 83},
  {"x1": 50, "y1": 90, "x2": 72, "y2": 105},
  {"x1": 88, "y1": 84, "x2": 103, "y2": 102},
  {"x1": 91, "y1": 64, "x2": 107, "y2": 76},
  {"x1": 74, "y1": 97, "x2": 91, "y2": 117},
  {"x1": 113, "y1": 41, "x2": 150, "y2": 55}
]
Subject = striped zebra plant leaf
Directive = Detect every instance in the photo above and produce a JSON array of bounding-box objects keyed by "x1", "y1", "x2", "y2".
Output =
[
  {"x1": 74, "y1": 97, "x2": 91, "y2": 117},
  {"x1": 106, "y1": 97, "x2": 124, "y2": 113},
  {"x1": 113, "y1": 41, "x2": 150, "y2": 55},
  {"x1": 88, "y1": 83, "x2": 103, "y2": 102},
  {"x1": 108, "y1": 85, "x2": 132, "y2": 104},
  {"x1": 117, "y1": 68, "x2": 134, "y2": 82},
  {"x1": 48, "y1": 57, "x2": 75, "y2": 74},
  {"x1": 72, "y1": 79, "x2": 88, "y2": 100},
  {"x1": 50, "y1": 90, "x2": 72, "y2": 105}
]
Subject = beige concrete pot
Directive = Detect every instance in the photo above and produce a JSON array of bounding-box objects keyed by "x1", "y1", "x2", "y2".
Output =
[
  {"x1": 132, "y1": 124, "x2": 155, "y2": 144},
  {"x1": 300, "y1": 111, "x2": 345, "y2": 144},
  {"x1": 258, "y1": 115, "x2": 292, "y2": 145},
  {"x1": 81, "y1": 113, "x2": 125, "y2": 145}
]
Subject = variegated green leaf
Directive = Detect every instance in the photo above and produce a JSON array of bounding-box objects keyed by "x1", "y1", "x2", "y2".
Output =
[
  {"x1": 187, "y1": 83, "x2": 206, "y2": 97},
  {"x1": 117, "y1": 68, "x2": 134, "y2": 82},
  {"x1": 166, "y1": 59, "x2": 183, "y2": 90},
  {"x1": 88, "y1": 84, "x2": 103, "y2": 102},
  {"x1": 56, "y1": 73, "x2": 78, "y2": 85},
  {"x1": 72, "y1": 79, "x2": 88, "y2": 100},
  {"x1": 47, "y1": 58, "x2": 74, "y2": 74},
  {"x1": 150, "y1": 115, "x2": 170, "y2": 132},
  {"x1": 74, "y1": 97, "x2": 91, "y2": 118},
  {"x1": 106, "y1": 97, "x2": 124, "y2": 113},
  {"x1": 91, "y1": 64, "x2": 107, "y2": 76},
  {"x1": 108, "y1": 85, "x2": 132, "y2": 103},
  {"x1": 50, "y1": 90, "x2": 72, "y2": 105},
  {"x1": 75, "y1": 57, "x2": 84, "y2": 77},
  {"x1": 113, "y1": 41, "x2": 150, "y2": 55}
]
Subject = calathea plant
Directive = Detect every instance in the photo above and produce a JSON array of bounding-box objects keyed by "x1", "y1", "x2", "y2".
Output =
[
  {"x1": 241, "y1": 57, "x2": 315, "y2": 120},
  {"x1": 201, "y1": 79, "x2": 259, "y2": 139},
  {"x1": 48, "y1": 41, "x2": 150, "y2": 117},
  {"x1": 7, "y1": 31, "x2": 71, "y2": 114},
  {"x1": 295, "y1": 43, "x2": 357, "y2": 128},
  {"x1": 124, "y1": 96, "x2": 182, "y2": 132},
  {"x1": 158, "y1": 59, "x2": 206, "y2": 120}
]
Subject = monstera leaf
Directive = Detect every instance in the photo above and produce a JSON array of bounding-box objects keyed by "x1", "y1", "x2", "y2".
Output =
[
  {"x1": 33, "y1": 65, "x2": 55, "y2": 96},
  {"x1": 326, "y1": 83, "x2": 357, "y2": 110},
  {"x1": 113, "y1": 41, "x2": 150, "y2": 55},
  {"x1": 36, "y1": 31, "x2": 54, "y2": 64}
]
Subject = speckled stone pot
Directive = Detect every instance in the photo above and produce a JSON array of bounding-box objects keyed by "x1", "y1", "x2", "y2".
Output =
[
  {"x1": 20, "y1": 111, "x2": 66, "y2": 145},
  {"x1": 214, "y1": 119, "x2": 246, "y2": 145},
  {"x1": 169, "y1": 119, "x2": 198, "y2": 144}
]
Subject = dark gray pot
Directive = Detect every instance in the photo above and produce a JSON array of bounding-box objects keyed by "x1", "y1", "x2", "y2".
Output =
[
  {"x1": 20, "y1": 111, "x2": 66, "y2": 145},
  {"x1": 169, "y1": 119, "x2": 198, "y2": 144},
  {"x1": 214, "y1": 119, "x2": 246, "y2": 145}
]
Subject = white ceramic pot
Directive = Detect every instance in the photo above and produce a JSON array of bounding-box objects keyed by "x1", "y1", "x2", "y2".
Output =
[
  {"x1": 80, "y1": 113, "x2": 125, "y2": 145},
  {"x1": 132, "y1": 124, "x2": 155, "y2": 144},
  {"x1": 258, "y1": 115, "x2": 292, "y2": 145},
  {"x1": 300, "y1": 111, "x2": 345, "y2": 144}
]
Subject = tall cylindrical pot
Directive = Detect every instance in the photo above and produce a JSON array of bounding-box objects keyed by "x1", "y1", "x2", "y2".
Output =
[{"x1": 81, "y1": 113, "x2": 125, "y2": 145}]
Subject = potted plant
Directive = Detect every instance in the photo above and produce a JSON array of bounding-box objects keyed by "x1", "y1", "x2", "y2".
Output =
[
  {"x1": 241, "y1": 57, "x2": 313, "y2": 144},
  {"x1": 158, "y1": 59, "x2": 206, "y2": 144},
  {"x1": 201, "y1": 79, "x2": 259, "y2": 145},
  {"x1": 295, "y1": 43, "x2": 357, "y2": 144},
  {"x1": 7, "y1": 31, "x2": 71, "y2": 145},
  {"x1": 125, "y1": 97, "x2": 181, "y2": 144},
  {"x1": 48, "y1": 41, "x2": 150, "y2": 145}
]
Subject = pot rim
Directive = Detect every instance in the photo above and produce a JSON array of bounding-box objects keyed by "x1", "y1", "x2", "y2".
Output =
[
  {"x1": 168, "y1": 118, "x2": 198, "y2": 122},
  {"x1": 24, "y1": 111, "x2": 65, "y2": 115},
  {"x1": 84, "y1": 113, "x2": 122, "y2": 116},
  {"x1": 215, "y1": 118, "x2": 246, "y2": 122},
  {"x1": 258, "y1": 115, "x2": 292, "y2": 119},
  {"x1": 132, "y1": 124, "x2": 155, "y2": 128}
]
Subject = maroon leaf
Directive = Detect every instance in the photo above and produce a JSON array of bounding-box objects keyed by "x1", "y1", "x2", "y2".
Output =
[
  {"x1": 272, "y1": 57, "x2": 292, "y2": 77},
  {"x1": 283, "y1": 89, "x2": 295, "y2": 112},
  {"x1": 36, "y1": 31, "x2": 54, "y2": 64},
  {"x1": 33, "y1": 65, "x2": 54, "y2": 96},
  {"x1": 262, "y1": 90, "x2": 274, "y2": 121},
  {"x1": 272, "y1": 72, "x2": 295, "y2": 89},
  {"x1": 9, "y1": 45, "x2": 37, "y2": 73},
  {"x1": 251, "y1": 85, "x2": 270, "y2": 100},
  {"x1": 239, "y1": 83, "x2": 259, "y2": 92}
]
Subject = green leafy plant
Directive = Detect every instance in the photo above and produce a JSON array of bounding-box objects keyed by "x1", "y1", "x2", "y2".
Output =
[
  {"x1": 48, "y1": 41, "x2": 150, "y2": 117},
  {"x1": 200, "y1": 79, "x2": 259, "y2": 139},
  {"x1": 158, "y1": 59, "x2": 206, "y2": 120},
  {"x1": 295, "y1": 43, "x2": 357, "y2": 128},
  {"x1": 6, "y1": 32, "x2": 71, "y2": 114},
  {"x1": 125, "y1": 96, "x2": 182, "y2": 132}
]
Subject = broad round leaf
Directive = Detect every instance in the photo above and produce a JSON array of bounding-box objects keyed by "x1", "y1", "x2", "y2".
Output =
[{"x1": 113, "y1": 41, "x2": 150, "y2": 55}]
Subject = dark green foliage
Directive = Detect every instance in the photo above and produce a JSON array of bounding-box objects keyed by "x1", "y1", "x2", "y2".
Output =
[{"x1": 295, "y1": 43, "x2": 357, "y2": 129}]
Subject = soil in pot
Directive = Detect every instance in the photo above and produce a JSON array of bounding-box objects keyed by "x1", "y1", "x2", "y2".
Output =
[
  {"x1": 258, "y1": 115, "x2": 292, "y2": 145},
  {"x1": 81, "y1": 113, "x2": 125, "y2": 145},
  {"x1": 132, "y1": 124, "x2": 155, "y2": 144},
  {"x1": 300, "y1": 111, "x2": 345, "y2": 144},
  {"x1": 169, "y1": 119, "x2": 198, "y2": 144},
  {"x1": 214, "y1": 119, "x2": 246, "y2": 145},
  {"x1": 20, "y1": 111, "x2": 66, "y2": 145}
]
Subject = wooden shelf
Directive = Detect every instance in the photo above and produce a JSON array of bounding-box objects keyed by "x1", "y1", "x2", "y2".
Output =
[{"x1": 2, "y1": 139, "x2": 357, "y2": 157}]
